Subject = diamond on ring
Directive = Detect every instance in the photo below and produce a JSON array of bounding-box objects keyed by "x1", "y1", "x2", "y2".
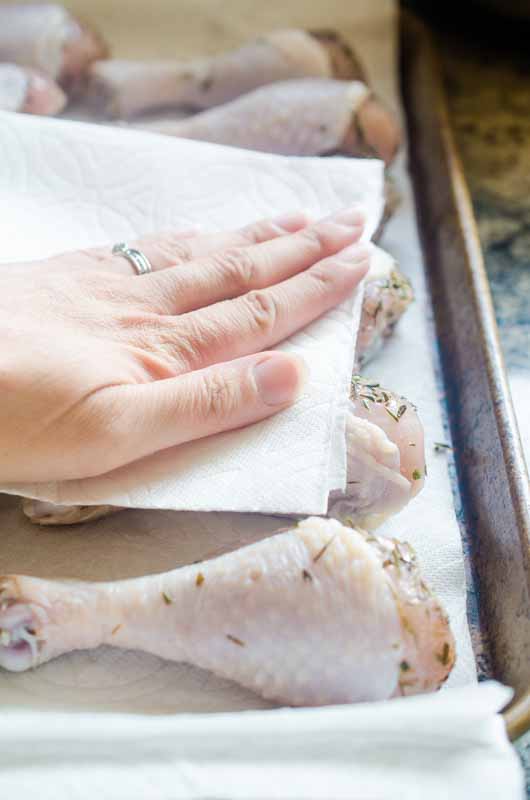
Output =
[{"x1": 112, "y1": 242, "x2": 153, "y2": 276}]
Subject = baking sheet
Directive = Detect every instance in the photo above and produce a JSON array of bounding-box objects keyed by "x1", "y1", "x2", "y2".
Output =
[{"x1": 0, "y1": 0, "x2": 476, "y2": 712}]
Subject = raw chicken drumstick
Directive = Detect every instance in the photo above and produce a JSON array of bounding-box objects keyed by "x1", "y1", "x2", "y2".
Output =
[
  {"x1": 22, "y1": 377, "x2": 425, "y2": 528},
  {"x1": 0, "y1": 3, "x2": 108, "y2": 91},
  {"x1": 0, "y1": 517, "x2": 455, "y2": 705},
  {"x1": 0, "y1": 63, "x2": 66, "y2": 115},
  {"x1": 328, "y1": 375, "x2": 425, "y2": 528},
  {"x1": 89, "y1": 28, "x2": 365, "y2": 118},
  {"x1": 141, "y1": 79, "x2": 401, "y2": 164},
  {"x1": 355, "y1": 244, "x2": 414, "y2": 368}
]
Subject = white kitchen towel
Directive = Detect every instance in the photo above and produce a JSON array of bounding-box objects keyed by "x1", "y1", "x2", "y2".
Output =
[
  {"x1": 0, "y1": 110, "x2": 384, "y2": 515},
  {"x1": 0, "y1": 682, "x2": 523, "y2": 800}
]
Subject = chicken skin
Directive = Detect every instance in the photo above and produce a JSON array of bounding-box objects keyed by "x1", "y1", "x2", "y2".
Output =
[
  {"x1": 0, "y1": 517, "x2": 454, "y2": 705},
  {"x1": 142, "y1": 79, "x2": 400, "y2": 164},
  {"x1": 89, "y1": 28, "x2": 366, "y2": 118}
]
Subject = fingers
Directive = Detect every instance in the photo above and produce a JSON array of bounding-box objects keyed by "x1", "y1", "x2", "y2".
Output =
[
  {"x1": 65, "y1": 212, "x2": 311, "y2": 277},
  {"x1": 143, "y1": 241, "x2": 369, "y2": 374},
  {"x1": 85, "y1": 352, "x2": 307, "y2": 474},
  {"x1": 124, "y1": 211, "x2": 311, "y2": 275},
  {"x1": 144, "y1": 207, "x2": 365, "y2": 314}
]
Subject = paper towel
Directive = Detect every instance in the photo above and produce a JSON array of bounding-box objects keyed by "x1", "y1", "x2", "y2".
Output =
[
  {"x1": 0, "y1": 682, "x2": 523, "y2": 800},
  {"x1": 0, "y1": 111, "x2": 384, "y2": 514}
]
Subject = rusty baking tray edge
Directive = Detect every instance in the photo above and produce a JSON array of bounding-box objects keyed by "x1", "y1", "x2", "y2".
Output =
[{"x1": 400, "y1": 10, "x2": 530, "y2": 740}]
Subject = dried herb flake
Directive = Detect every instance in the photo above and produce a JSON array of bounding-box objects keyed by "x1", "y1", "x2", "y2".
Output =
[
  {"x1": 434, "y1": 442, "x2": 452, "y2": 453},
  {"x1": 313, "y1": 535, "x2": 337, "y2": 563},
  {"x1": 436, "y1": 642, "x2": 451, "y2": 666},
  {"x1": 226, "y1": 634, "x2": 245, "y2": 647},
  {"x1": 200, "y1": 75, "x2": 213, "y2": 91}
]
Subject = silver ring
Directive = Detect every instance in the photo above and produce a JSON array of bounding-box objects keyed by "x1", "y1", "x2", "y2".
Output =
[{"x1": 112, "y1": 242, "x2": 153, "y2": 275}]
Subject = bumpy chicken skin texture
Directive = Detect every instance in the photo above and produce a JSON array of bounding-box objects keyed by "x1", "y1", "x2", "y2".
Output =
[
  {"x1": 0, "y1": 517, "x2": 454, "y2": 705},
  {"x1": 355, "y1": 245, "x2": 414, "y2": 368},
  {"x1": 328, "y1": 376, "x2": 425, "y2": 527},
  {"x1": 89, "y1": 28, "x2": 365, "y2": 118},
  {"x1": 141, "y1": 79, "x2": 400, "y2": 164}
]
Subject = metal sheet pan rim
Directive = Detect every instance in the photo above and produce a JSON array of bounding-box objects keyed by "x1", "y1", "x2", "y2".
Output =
[{"x1": 400, "y1": 10, "x2": 530, "y2": 741}]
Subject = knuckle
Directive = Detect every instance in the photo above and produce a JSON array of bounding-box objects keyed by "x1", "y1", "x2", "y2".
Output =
[
  {"x1": 213, "y1": 247, "x2": 256, "y2": 293},
  {"x1": 150, "y1": 233, "x2": 193, "y2": 265},
  {"x1": 242, "y1": 289, "x2": 278, "y2": 336},
  {"x1": 197, "y1": 370, "x2": 238, "y2": 421},
  {"x1": 154, "y1": 318, "x2": 212, "y2": 373},
  {"x1": 242, "y1": 220, "x2": 278, "y2": 244},
  {"x1": 307, "y1": 262, "x2": 339, "y2": 294},
  {"x1": 298, "y1": 225, "x2": 328, "y2": 253},
  {"x1": 113, "y1": 315, "x2": 195, "y2": 372},
  {"x1": 69, "y1": 396, "x2": 126, "y2": 476},
  {"x1": 114, "y1": 311, "x2": 160, "y2": 336}
]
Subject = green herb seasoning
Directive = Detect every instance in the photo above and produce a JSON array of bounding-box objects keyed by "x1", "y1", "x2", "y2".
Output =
[
  {"x1": 226, "y1": 634, "x2": 245, "y2": 647},
  {"x1": 437, "y1": 642, "x2": 451, "y2": 666},
  {"x1": 434, "y1": 442, "x2": 452, "y2": 453},
  {"x1": 313, "y1": 535, "x2": 337, "y2": 563}
]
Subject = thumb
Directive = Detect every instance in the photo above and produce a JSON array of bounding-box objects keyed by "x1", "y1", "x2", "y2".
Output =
[{"x1": 92, "y1": 352, "x2": 307, "y2": 474}]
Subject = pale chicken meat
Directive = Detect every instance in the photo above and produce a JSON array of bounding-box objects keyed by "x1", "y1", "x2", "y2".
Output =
[
  {"x1": 0, "y1": 517, "x2": 455, "y2": 705},
  {"x1": 89, "y1": 28, "x2": 366, "y2": 118},
  {"x1": 0, "y1": 3, "x2": 108, "y2": 90},
  {"x1": 0, "y1": 63, "x2": 66, "y2": 115},
  {"x1": 140, "y1": 79, "x2": 401, "y2": 164},
  {"x1": 328, "y1": 376, "x2": 425, "y2": 528}
]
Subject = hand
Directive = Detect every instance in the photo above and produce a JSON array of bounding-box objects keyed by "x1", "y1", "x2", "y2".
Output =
[{"x1": 0, "y1": 209, "x2": 368, "y2": 483}]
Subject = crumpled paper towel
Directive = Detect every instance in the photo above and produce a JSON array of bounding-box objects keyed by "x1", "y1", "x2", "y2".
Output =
[
  {"x1": 0, "y1": 110, "x2": 384, "y2": 515},
  {"x1": 0, "y1": 682, "x2": 523, "y2": 800}
]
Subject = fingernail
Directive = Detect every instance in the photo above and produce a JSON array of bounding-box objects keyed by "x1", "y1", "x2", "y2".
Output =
[
  {"x1": 325, "y1": 207, "x2": 365, "y2": 228},
  {"x1": 253, "y1": 354, "x2": 308, "y2": 406},
  {"x1": 271, "y1": 210, "x2": 314, "y2": 231}
]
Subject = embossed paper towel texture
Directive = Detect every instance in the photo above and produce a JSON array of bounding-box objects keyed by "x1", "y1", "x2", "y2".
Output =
[{"x1": 0, "y1": 111, "x2": 384, "y2": 514}]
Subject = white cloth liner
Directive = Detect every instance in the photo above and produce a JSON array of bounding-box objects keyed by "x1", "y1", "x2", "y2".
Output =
[{"x1": 0, "y1": 682, "x2": 523, "y2": 799}]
